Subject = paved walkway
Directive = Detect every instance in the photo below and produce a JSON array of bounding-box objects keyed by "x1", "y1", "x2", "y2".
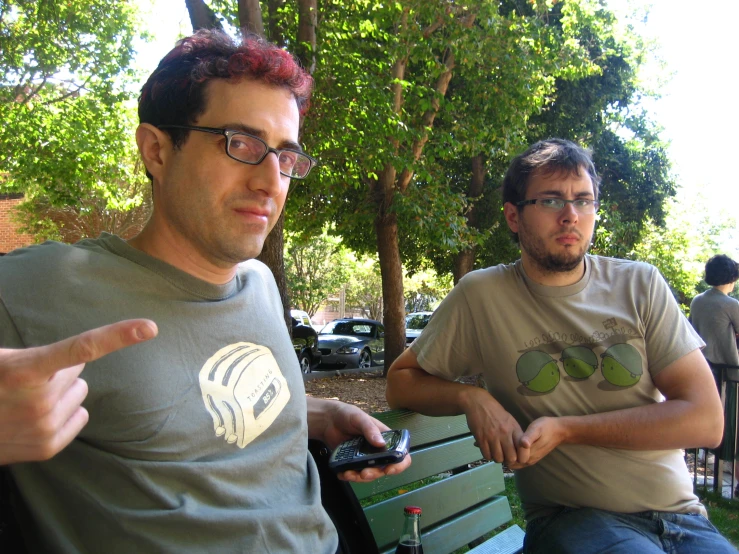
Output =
[{"x1": 303, "y1": 366, "x2": 384, "y2": 381}]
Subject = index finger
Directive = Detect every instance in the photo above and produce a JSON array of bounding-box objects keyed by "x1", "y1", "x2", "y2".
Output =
[{"x1": 5, "y1": 319, "x2": 158, "y2": 383}]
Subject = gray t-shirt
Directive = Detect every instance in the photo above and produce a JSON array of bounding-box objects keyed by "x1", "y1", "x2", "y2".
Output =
[
  {"x1": 412, "y1": 255, "x2": 705, "y2": 520},
  {"x1": 0, "y1": 234, "x2": 337, "y2": 553},
  {"x1": 690, "y1": 288, "x2": 739, "y2": 367}
]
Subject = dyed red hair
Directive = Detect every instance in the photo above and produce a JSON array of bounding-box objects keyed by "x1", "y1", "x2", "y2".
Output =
[{"x1": 139, "y1": 30, "x2": 312, "y2": 149}]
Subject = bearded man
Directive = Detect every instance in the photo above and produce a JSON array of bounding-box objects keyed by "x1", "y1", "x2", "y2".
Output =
[{"x1": 386, "y1": 138, "x2": 735, "y2": 554}]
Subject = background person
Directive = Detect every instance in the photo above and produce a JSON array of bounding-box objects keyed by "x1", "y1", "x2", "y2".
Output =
[
  {"x1": 0, "y1": 30, "x2": 408, "y2": 553},
  {"x1": 386, "y1": 138, "x2": 734, "y2": 553},
  {"x1": 690, "y1": 254, "x2": 739, "y2": 496}
]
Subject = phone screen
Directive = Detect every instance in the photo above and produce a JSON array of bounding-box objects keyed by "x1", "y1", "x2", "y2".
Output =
[{"x1": 357, "y1": 430, "x2": 400, "y2": 455}]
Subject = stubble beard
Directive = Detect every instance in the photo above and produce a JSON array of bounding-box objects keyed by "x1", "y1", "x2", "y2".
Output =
[
  {"x1": 168, "y1": 195, "x2": 272, "y2": 268},
  {"x1": 518, "y1": 225, "x2": 592, "y2": 275}
]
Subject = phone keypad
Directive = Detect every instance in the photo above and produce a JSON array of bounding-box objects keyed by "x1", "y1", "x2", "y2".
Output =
[{"x1": 334, "y1": 437, "x2": 362, "y2": 461}]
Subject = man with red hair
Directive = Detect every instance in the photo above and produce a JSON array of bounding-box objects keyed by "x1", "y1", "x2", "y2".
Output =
[{"x1": 0, "y1": 30, "x2": 407, "y2": 553}]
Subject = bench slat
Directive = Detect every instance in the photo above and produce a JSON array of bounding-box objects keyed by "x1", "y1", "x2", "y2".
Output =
[
  {"x1": 377, "y1": 497, "x2": 515, "y2": 554},
  {"x1": 324, "y1": 409, "x2": 524, "y2": 554},
  {"x1": 364, "y1": 462, "x2": 505, "y2": 551},
  {"x1": 372, "y1": 410, "x2": 470, "y2": 448},
  {"x1": 351, "y1": 435, "x2": 492, "y2": 500}
]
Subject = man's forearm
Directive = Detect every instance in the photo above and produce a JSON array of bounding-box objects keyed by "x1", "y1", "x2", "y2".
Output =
[
  {"x1": 386, "y1": 365, "x2": 486, "y2": 416},
  {"x1": 556, "y1": 351, "x2": 725, "y2": 451},
  {"x1": 557, "y1": 398, "x2": 723, "y2": 451},
  {"x1": 387, "y1": 351, "x2": 527, "y2": 464}
]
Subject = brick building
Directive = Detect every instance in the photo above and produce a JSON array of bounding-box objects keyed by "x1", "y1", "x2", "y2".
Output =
[{"x1": 0, "y1": 194, "x2": 34, "y2": 255}]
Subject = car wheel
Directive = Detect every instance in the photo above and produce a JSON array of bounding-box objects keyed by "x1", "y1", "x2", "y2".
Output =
[
  {"x1": 358, "y1": 350, "x2": 372, "y2": 369},
  {"x1": 299, "y1": 353, "x2": 312, "y2": 374}
]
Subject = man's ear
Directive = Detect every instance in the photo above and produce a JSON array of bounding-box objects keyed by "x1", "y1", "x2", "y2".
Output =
[
  {"x1": 136, "y1": 124, "x2": 170, "y2": 183},
  {"x1": 503, "y1": 202, "x2": 520, "y2": 234}
]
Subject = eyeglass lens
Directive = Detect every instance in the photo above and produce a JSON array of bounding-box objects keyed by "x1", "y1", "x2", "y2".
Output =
[
  {"x1": 536, "y1": 198, "x2": 598, "y2": 214},
  {"x1": 228, "y1": 133, "x2": 311, "y2": 178}
]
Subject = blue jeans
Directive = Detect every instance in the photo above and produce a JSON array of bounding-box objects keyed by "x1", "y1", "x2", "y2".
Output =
[{"x1": 524, "y1": 507, "x2": 737, "y2": 554}]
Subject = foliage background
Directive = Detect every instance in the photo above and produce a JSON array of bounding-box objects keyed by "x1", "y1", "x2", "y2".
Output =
[{"x1": 1, "y1": 0, "x2": 734, "y2": 325}]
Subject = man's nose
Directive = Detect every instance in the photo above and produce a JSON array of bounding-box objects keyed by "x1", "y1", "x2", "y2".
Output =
[
  {"x1": 557, "y1": 201, "x2": 579, "y2": 224},
  {"x1": 248, "y1": 152, "x2": 286, "y2": 197}
]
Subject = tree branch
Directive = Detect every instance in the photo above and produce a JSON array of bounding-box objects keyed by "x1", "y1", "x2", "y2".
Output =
[
  {"x1": 372, "y1": 8, "x2": 408, "y2": 204},
  {"x1": 397, "y1": 48, "x2": 455, "y2": 192},
  {"x1": 422, "y1": 14, "x2": 446, "y2": 38},
  {"x1": 20, "y1": 76, "x2": 47, "y2": 106},
  {"x1": 47, "y1": 76, "x2": 93, "y2": 105}
]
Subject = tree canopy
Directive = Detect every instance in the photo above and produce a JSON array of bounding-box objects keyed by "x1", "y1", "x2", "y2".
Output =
[
  {"x1": 0, "y1": 0, "x2": 145, "y2": 234},
  {"x1": 1, "y1": 0, "x2": 698, "y2": 368}
]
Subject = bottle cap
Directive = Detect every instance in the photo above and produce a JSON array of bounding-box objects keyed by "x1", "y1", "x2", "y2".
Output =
[{"x1": 404, "y1": 506, "x2": 422, "y2": 515}]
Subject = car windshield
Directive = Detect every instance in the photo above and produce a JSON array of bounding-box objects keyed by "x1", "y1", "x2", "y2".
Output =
[
  {"x1": 406, "y1": 314, "x2": 432, "y2": 330},
  {"x1": 320, "y1": 321, "x2": 374, "y2": 337}
]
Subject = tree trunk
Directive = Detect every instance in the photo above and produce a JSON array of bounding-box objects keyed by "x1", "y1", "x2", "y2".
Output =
[
  {"x1": 185, "y1": 0, "x2": 223, "y2": 31},
  {"x1": 296, "y1": 0, "x2": 317, "y2": 73},
  {"x1": 238, "y1": 0, "x2": 265, "y2": 36},
  {"x1": 236, "y1": 1, "x2": 290, "y2": 330},
  {"x1": 452, "y1": 154, "x2": 486, "y2": 284},
  {"x1": 453, "y1": 249, "x2": 475, "y2": 286},
  {"x1": 258, "y1": 211, "x2": 291, "y2": 330},
  {"x1": 267, "y1": 0, "x2": 288, "y2": 46},
  {"x1": 375, "y1": 209, "x2": 405, "y2": 376}
]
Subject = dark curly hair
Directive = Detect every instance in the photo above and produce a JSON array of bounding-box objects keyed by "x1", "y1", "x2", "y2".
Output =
[
  {"x1": 503, "y1": 138, "x2": 600, "y2": 205},
  {"x1": 138, "y1": 29, "x2": 312, "y2": 151},
  {"x1": 705, "y1": 254, "x2": 739, "y2": 286},
  {"x1": 501, "y1": 138, "x2": 600, "y2": 242}
]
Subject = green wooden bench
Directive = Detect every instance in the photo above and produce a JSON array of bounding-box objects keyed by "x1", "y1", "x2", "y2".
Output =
[{"x1": 311, "y1": 409, "x2": 525, "y2": 554}]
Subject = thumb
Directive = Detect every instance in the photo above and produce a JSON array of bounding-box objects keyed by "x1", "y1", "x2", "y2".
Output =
[
  {"x1": 518, "y1": 425, "x2": 541, "y2": 449},
  {"x1": 358, "y1": 416, "x2": 388, "y2": 447}
]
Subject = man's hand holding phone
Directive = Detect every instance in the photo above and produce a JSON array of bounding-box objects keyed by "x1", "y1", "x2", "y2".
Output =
[
  {"x1": 306, "y1": 397, "x2": 412, "y2": 482},
  {"x1": 329, "y1": 429, "x2": 410, "y2": 472}
]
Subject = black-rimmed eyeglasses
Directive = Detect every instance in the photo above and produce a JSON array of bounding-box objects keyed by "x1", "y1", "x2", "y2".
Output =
[
  {"x1": 157, "y1": 125, "x2": 318, "y2": 179},
  {"x1": 516, "y1": 198, "x2": 600, "y2": 214}
]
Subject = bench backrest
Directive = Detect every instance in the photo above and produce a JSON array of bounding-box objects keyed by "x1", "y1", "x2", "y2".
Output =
[{"x1": 314, "y1": 409, "x2": 515, "y2": 554}]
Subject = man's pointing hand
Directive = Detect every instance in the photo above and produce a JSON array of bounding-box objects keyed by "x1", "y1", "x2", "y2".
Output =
[{"x1": 0, "y1": 319, "x2": 158, "y2": 465}]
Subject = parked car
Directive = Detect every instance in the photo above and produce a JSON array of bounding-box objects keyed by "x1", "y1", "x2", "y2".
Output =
[
  {"x1": 291, "y1": 309, "x2": 313, "y2": 327},
  {"x1": 292, "y1": 308, "x2": 325, "y2": 333},
  {"x1": 405, "y1": 311, "x2": 433, "y2": 345},
  {"x1": 291, "y1": 315, "x2": 322, "y2": 374},
  {"x1": 317, "y1": 318, "x2": 385, "y2": 370}
]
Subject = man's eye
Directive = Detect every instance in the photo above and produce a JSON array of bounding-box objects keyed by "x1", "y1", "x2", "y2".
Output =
[
  {"x1": 279, "y1": 151, "x2": 299, "y2": 167},
  {"x1": 230, "y1": 135, "x2": 263, "y2": 155},
  {"x1": 539, "y1": 199, "x2": 562, "y2": 208},
  {"x1": 574, "y1": 199, "x2": 591, "y2": 207}
]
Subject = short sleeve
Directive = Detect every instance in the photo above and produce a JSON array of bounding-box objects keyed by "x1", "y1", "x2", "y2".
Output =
[
  {"x1": 411, "y1": 275, "x2": 484, "y2": 380},
  {"x1": 643, "y1": 267, "x2": 704, "y2": 376}
]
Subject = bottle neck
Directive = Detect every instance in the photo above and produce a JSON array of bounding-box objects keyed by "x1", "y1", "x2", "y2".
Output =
[{"x1": 398, "y1": 513, "x2": 421, "y2": 545}]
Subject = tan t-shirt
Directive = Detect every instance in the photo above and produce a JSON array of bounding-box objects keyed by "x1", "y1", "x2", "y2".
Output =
[{"x1": 412, "y1": 255, "x2": 706, "y2": 520}]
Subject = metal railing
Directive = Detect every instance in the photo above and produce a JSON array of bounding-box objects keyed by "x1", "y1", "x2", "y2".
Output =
[{"x1": 687, "y1": 363, "x2": 738, "y2": 499}]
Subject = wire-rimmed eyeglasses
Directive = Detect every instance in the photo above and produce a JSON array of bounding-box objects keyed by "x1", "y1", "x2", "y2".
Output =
[
  {"x1": 516, "y1": 198, "x2": 600, "y2": 214},
  {"x1": 157, "y1": 125, "x2": 318, "y2": 179}
]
